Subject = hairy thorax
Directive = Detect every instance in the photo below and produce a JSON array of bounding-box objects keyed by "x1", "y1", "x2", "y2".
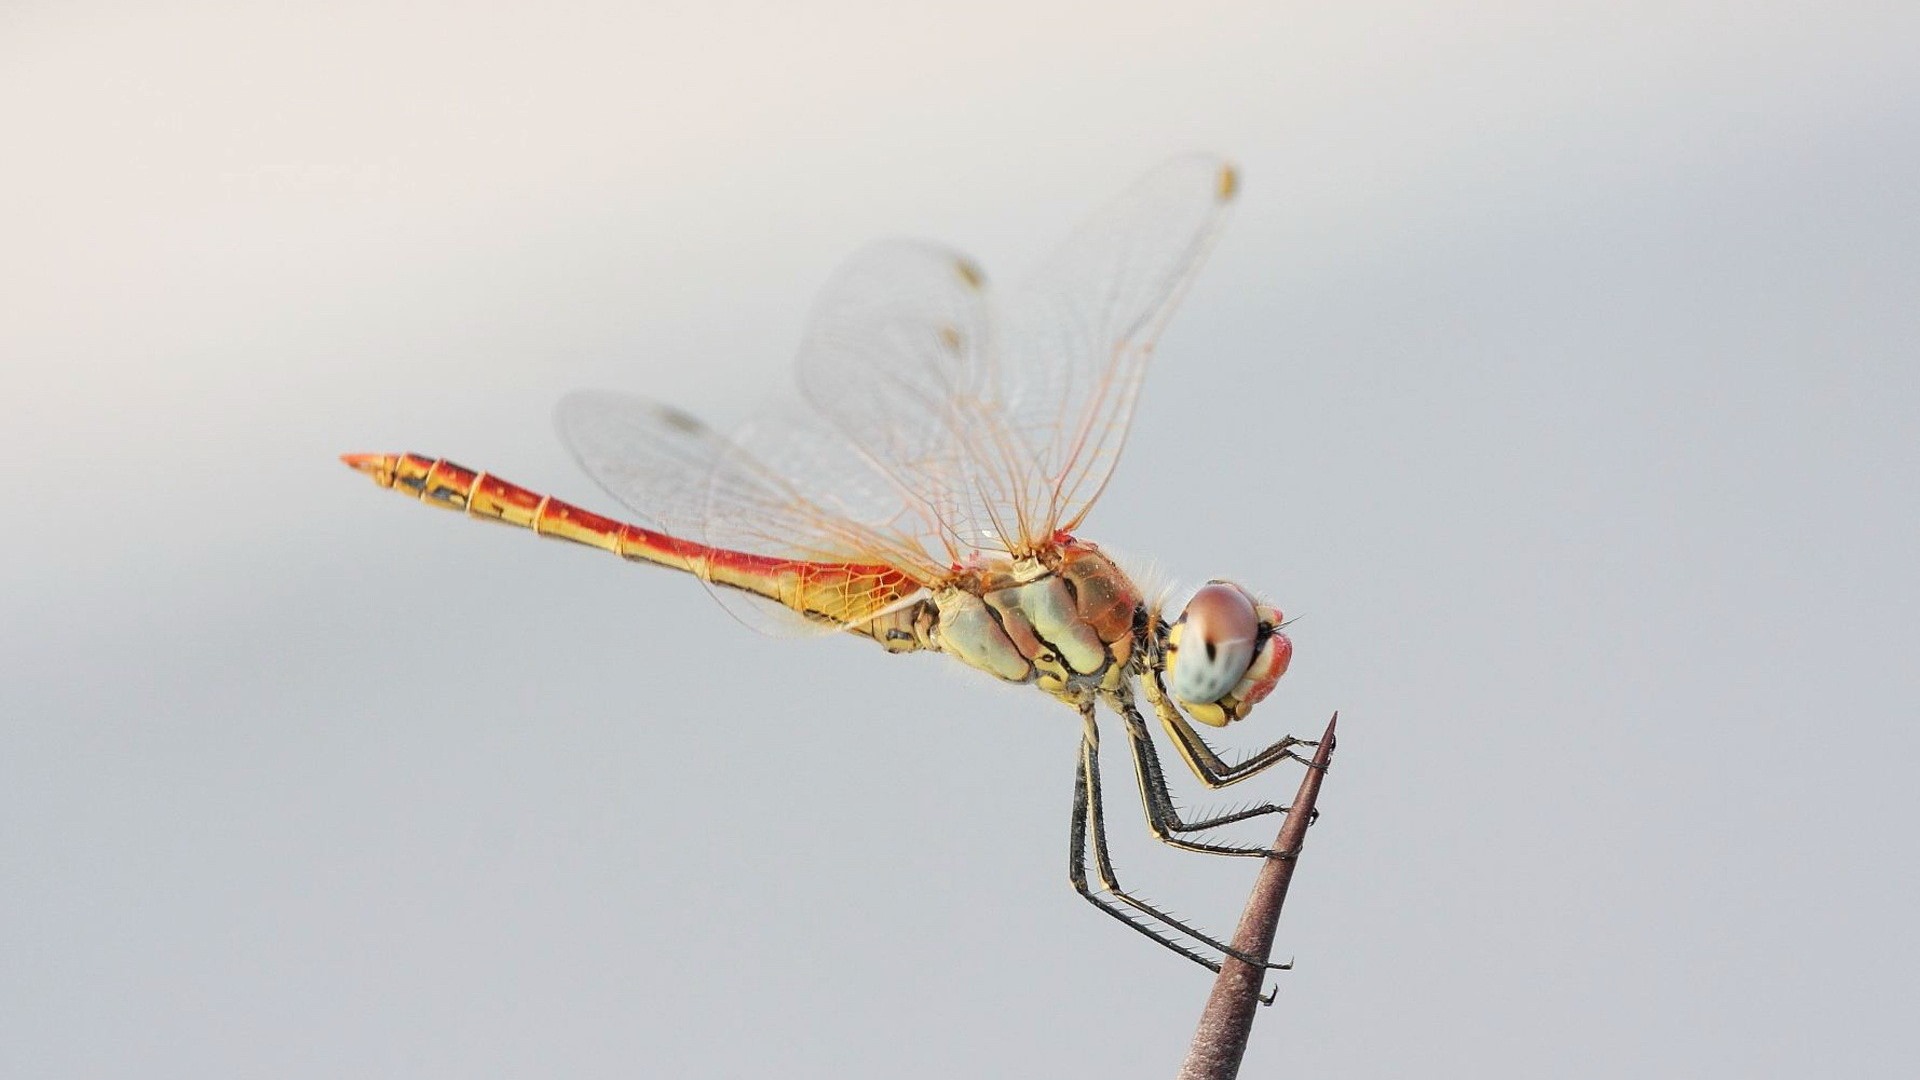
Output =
[{"x1": 927, "y1": 539, "x2": 1141, "y2": 700}]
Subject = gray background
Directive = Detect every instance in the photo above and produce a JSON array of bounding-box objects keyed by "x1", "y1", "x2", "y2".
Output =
[{"x1": 4, "y1": 2, "x2": 1916, "y2": 1076}]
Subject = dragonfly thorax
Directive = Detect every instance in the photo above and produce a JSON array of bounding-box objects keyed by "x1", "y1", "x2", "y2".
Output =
[{"x1": 928, "y1": 540, "x2": 1140, "y2": 699}]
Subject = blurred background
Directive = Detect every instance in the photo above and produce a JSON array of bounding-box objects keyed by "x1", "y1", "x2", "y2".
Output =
[{"x1": 4, "y1": 2, "x2": 1916, "y2": 1076}]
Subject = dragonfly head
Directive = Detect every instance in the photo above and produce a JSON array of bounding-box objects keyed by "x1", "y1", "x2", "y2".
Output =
[{"x1": 1162, "y1": 581, "x2": 1291, "y2": 727}]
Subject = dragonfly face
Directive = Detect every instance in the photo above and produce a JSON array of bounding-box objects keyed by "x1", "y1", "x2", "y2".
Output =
[
  {"x1": 1162, "y1": 581, "x2": 1292, "y2": 728},
  {"x1": 343, "y1": 155, "x2": 1317, "y2": 982}
]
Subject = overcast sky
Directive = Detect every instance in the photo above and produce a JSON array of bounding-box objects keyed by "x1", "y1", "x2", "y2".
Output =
[{"x1": 4, "y1": 3, "x2": 1917, "y2": 1077}]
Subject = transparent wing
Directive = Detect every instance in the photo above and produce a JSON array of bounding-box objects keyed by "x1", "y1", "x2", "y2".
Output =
[
  {"x1": 791, "y1": 239, "x2": 1019, "y2": 561},
  {"x1": 795, "y1": 155, "x2": 1238, "y2": 558},
  {"x1": 557, "y1": 155, "x2": 1236, "y2": 630},
  {"x1": 1001, "y1": 154, "x2": 1238, "y2": 539},
  {"x1": 555, "y1": 391, "x2": 940, "y2": 635}
]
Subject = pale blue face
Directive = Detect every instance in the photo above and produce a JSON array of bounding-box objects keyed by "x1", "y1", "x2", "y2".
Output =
[
  {"x1": 1167, "y1": 581, "x2": 1261, "y2": 704},
  {"x1": 1159, "y1": 580, "x2": 1293, "y2": 728}
]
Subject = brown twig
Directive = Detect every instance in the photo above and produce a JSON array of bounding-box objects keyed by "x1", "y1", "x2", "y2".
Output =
[{"x1": 1175, "y1": 711, "x2": 1338, "y2": 1080}]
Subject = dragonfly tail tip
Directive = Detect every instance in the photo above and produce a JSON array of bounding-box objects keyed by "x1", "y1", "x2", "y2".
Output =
[{"x1": 340, "y1": 452, "x2": 398, "y2": 486}]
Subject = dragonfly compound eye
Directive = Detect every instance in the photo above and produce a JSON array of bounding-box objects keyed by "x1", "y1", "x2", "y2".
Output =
[{"x1": 1166, "y1": 582, "x2": 1261, "y2": 706}]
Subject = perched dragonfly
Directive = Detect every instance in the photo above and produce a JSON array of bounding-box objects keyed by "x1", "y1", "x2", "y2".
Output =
[{"x1": 343, "y1": 156, "x2": 1317, "y2": 976}]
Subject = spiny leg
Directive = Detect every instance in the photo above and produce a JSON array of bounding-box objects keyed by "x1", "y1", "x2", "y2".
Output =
[
  {"x1": 1108, "y1": 692, "x2": 1300, "y2": 859},
  {"x1": 1141, "y1": 667, "x2": 1317, "y2": 789},
  {"x1": 1070, "y1": 705, "x2": 1291, "y2": 973},
  {"x1": 1070, "y1": 725, "x2": 1226, "y2": 975},
  {"x1": 1079, "y1": 720, "x2": 1291, "y2": 973}
]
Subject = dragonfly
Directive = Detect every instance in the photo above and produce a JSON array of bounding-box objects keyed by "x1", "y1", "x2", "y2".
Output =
[{"x1": 343, "y1": 155, "x2": 1319, "y2": 977}]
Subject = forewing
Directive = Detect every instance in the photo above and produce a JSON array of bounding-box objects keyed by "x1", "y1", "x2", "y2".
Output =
[
  {"x1": 1000, "y1": 154, "x2": 1238, "y2": 539},
  {"x1": 792, "y1": 157, "x2": 1238, "y2": 560}
]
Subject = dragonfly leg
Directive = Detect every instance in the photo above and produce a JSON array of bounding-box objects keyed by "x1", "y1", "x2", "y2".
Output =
[
  {"x1": 1141, "y1": 668, "x2": 1318, "y2": 789},
  {"x1": 1068, "y1": 704, "x2": 1292, "y2": 973},
  {"x1": 1109, "y1": 692, "x2": 1305, "y2": 858}
]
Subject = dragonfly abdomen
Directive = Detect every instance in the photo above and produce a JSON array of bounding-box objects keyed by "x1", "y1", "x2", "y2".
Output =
[
  {"x1": 341, "y1": 452, "x2": 693, "y2": 565},
  {"x1": 341, "y1": 452, "x2": 930, "y2": 641}
]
